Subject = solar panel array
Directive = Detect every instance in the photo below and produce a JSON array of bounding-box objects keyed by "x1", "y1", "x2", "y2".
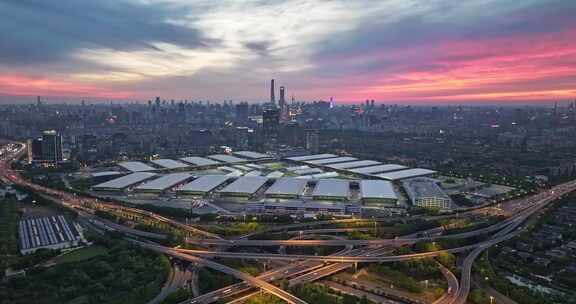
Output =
[{"x1": 19, "y1": 215, "x2": 80, "y2": 250}]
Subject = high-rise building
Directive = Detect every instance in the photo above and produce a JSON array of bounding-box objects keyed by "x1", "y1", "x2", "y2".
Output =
[
  {"x1": 27, "y1": 138, "x2": 43, "y2": 164},
  {"x1": 305, "y1": 129, "x2": 319, "y2": 154},
  {"x1": 41, "y1": 130, "x2": 63, "y2": 164},
  {"x1": 262, "y1": 108, "x2": 280, "y2": 152},
  {"x1": 235, "y1": 102, "x2": 249, "y2": 124},
  {"x1": 279, "y1": 86, "x2": 288, "y2": 123},
  {"x1": 270, "y1": 79, "x2": 276, "y2": 105}
]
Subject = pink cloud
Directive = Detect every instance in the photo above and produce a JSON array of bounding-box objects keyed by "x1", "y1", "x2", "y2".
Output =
[{"x1": 0, "y1": 74, "x2": 137, "y2": 99}]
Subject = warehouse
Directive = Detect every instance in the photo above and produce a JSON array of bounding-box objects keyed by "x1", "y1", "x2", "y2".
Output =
[
  {"x1": 19, "y1": 215, "x2": 82, "y2": 255},
  {"x1": 360, "y1": 180, "x2": 398, "y2": 206},
  {"x1": 178, "y1": 175, "x2": 230, "y2": 196},
  {"x1": 285, "y1": 154, "x2": 338, "y2": 162},
  {"x1": 208, "y1": 154, "x2": 248, "y2": 164},
  {"x1": 218, "y1": 176, "x2": 269, "y2": 198},
  {"x1": 92, "y1": 172, "x2": 157, "y2": 191},
  {"x1": 179, "y1": 156, "x2": 220, "y2": 166},
  {"x1": 349, "y1": 164, "x2": 408, "y2": 175},
  {"x1": 311, "y1": 179, "x2": 350, "y2": 200},
  {"x1": 151, "y1": 159, "x2": 189, "y2": 169},
  {"x1": 118, "y1": 161, "x2": 156, "y2": 172},
  {"x1": 264, "y1": 177, "x2": 308, "y2": 199},
  {"x1": 233, "y1": 151, "x2": 271, "y2": 160},
  {"x1": 134, "y1": 173, "x2": 192, "y2": 192},
  {"x1": 327, "y1": 160, "x2": 381, "y2": 170},
  {"x1": 305, "y1": 156, "x2": 357, "y2": 165},
  {"x1": 375, "y1": 168, "x2": 437, "y2": 181}
]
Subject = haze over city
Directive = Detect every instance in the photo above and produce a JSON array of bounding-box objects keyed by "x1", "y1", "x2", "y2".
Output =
[{"x1": 1, "y1": 0, "x2": 575, "y2": 104}]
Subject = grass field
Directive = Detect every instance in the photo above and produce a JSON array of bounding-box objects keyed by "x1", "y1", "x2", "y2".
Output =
[{"x1": 55, "y1": 245, "x2": 109, "y2": 264}]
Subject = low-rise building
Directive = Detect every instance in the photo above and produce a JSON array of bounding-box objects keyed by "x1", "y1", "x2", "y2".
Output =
[
  {"x1": 402, "y1": 177, "x2": 452, "y2": 210},
  {"x1": 19, "y1": 215, "x2": 82, "y2": 255}
]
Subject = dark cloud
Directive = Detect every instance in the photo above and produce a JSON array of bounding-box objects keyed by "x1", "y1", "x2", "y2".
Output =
[
  {"x1": 244, "y1": 41, "x2": 272, "y2": 56},
  {"x1": 0, "y1": 0, "x2": 213, "y2": 65}
]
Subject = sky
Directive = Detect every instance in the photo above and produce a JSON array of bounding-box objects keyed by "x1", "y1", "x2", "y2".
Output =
[{"x1": 0, "y1": 0, "x2": 575, "y2": 104}]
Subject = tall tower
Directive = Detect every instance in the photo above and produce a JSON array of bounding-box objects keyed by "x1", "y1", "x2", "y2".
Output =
[
  {"x1": 270, "y1": 79, "x2": 276, "y2": 105},
  {"x1": 279, "y1": 86, "x2": 287, "y2": 123}
]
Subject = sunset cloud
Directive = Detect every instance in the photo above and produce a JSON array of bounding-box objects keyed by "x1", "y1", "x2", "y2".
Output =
[{"x1": 0, "y1": 0, "x2": 575, "y2": 104}]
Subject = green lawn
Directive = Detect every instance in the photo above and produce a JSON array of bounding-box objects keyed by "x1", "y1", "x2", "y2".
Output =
[{"x1": 55, "y1": 246, "x2": 109, "y2": 264}]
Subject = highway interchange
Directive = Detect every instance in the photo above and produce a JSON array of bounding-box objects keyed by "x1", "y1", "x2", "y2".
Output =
[{"x1": 2, "y1": 141, "x2": 575, "y2": 304}]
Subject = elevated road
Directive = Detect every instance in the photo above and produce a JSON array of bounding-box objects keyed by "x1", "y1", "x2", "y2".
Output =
[{"x1": 132, "y1": 240, "x2": 309, "y2": 304}]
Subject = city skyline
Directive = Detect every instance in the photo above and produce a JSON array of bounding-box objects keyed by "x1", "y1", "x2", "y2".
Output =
[{"x1": 1, "y1": 0, "x2": 575, "y2": 104}]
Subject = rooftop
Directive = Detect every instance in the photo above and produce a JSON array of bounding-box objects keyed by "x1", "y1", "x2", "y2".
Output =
[
  {"x1": 402, "y1": 178, "x2": 450, "y2": 199},
  {"x1": 375, "y1": 168, "x2": 436, "y2": 181},
  {"x1": 179, "y1": 175, "x2": 230, "y2": 193},
  {"x1": 350, "y1": 164, "x2": 408, "y2": 175},
  {"x1": 265, "y1": 177, "x2": 308, "y2": 196},
  {"x1": 360, "y1": 180, "x2": 398, "y2": 200},
  {"x1": 207, "y1": 154, "x2": 248, "y2": 164},
  {"x1": 93, "y1": 172, "x2": 157, "y2": 189},
  {"x1": 286, "y1": 154, "x2": 338, "y2": 162},
  {"x1": 327, "y1": 160, "x2": 381, "y2": 170},
  {"x1": 179, "y1": 156, "x2": 220, "y2": 166},
  {"x1": 19, "y1": 215, "x2": 80, "y2": 250},
  {"x1": 134, "y1": 173, "x2": 192, "y2": 191},
  {"x1": 305, "y1": 156, "x2": 357, "y2": 165},
  {"x1": 219, "y1": 176, "x2": 269, "y2": 194},
  {"x1": 233, "y1": 151, "x2": 271, "y2": 159},
  {"x1": 118, "y1": 161, "x2": 156, "y2": 172},
  {"x1": 311, "y1": 179, "x2": 350, "y2": 198},
  {"x1": 151, "y1": 159, "x2": 189, "y2": 169}
]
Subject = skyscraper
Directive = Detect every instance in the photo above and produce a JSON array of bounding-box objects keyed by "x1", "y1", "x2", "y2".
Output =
[
  {"x1": 42, "y1": 130, "x2": 63, "y2": 164},
  {"x1": 262, "y1": 108, "x2": 280, "y2": 152},
  {"x1": 270, "y1": 79, "x2": 276, "y2": 105}
]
